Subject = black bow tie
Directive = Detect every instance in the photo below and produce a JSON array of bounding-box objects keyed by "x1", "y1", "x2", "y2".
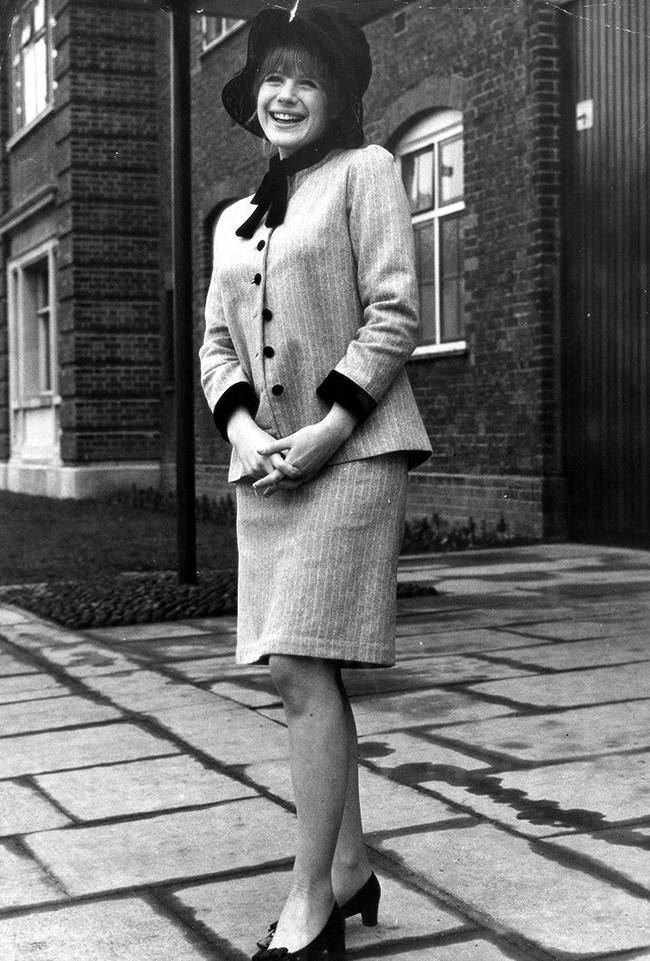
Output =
[{"x1": 235, "y1": 139, "x2": 333, "y2": 239}]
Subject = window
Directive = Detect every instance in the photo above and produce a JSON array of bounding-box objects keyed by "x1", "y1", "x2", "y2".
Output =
[
  {"x1": 396, "y1": 110, "x2": 465, "y2": 354},
  {"x1": 8, "y1": 242, "x2": 60, "y2": 464},
  {"x1": 201, "y1": 16, "x2": 244, "y2": 50},
  {"x1": 10, "y1": 248, "x2": 57, "y2": 404},
  {"x1": 11, "y1": 0, "x2": 53, "y2": 132}
]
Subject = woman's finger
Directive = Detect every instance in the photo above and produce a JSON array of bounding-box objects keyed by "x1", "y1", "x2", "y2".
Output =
[
  {"x1": 258, "y1": 436, "x2": 293, "y2": 456},
  {"x1": 252, "y1": 468, "x2": 284, "y2": 491},
  {"x1": 273, "y1": 459, "x2": 302, "y2": 478}
]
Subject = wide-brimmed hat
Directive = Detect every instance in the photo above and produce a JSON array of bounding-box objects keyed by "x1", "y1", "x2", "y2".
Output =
[{"x1": 222, "y1": 7, "x2": 372, "y2": 148}]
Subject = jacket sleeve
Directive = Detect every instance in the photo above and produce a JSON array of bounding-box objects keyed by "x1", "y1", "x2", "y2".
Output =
[
  {"x1": 316, "y1": 145, "x2": 419, "y2": 421},
  {"x1": 199, "y1": 229, "x2": 257, "y2": 441}
]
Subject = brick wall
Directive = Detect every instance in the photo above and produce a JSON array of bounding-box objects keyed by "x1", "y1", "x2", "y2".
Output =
[
  {"x1": 0, "y1": 3, "x2": 10, "y2": 463},
  {"x1": 182, "y1": 2, "x2": 566, "y2": 539},
  {"x1": 54, "y1": 0, "x2": 161, "y2": 464}
]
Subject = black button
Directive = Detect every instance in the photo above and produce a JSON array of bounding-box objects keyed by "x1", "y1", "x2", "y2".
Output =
[
  {"x1": 253, "y1": 273, "x2": 262, "y2": 285},
  {"x1": 257, "y1": 240, "x2": 265, "y2": 251},
  {"x1": 263, "y1": 346, "x2": 275, "y2": 358},
  {"x1": 262, "y1": 308, "x2": 273, "y2": 321},
  {"x1": 271, "y1": 384, "x2": 284, "y2": 396}
]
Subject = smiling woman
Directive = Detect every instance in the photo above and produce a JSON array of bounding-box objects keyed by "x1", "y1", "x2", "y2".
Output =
[
  {"x1": 199, "y1": 8, "x2": 431, "y2": 961},
  {"x1": 256, "y1": 66, "x2": 330, "y2": 159},
  {"x1": 255, "y1": 59, "x2": 331, "y2": 159}
]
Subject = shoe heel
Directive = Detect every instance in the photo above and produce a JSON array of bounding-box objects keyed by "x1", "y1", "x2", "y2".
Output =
[{"x1": 360, "y1": 902, "x2": 379, "y2": 927}]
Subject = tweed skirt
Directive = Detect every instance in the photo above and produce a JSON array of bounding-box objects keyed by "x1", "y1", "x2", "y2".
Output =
[{"x1": 235, "y1": 453, "x2": 408, "y2": 667}]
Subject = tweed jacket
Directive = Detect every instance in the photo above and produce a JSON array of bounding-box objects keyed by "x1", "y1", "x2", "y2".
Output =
[{"x1": 199, "y1": 144, "x2": 432, "y2": 483}]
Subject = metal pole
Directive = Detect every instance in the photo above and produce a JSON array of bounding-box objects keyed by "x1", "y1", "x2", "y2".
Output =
[{"x1": 170, "y1": 4, "x2": 197, "y2": 584}]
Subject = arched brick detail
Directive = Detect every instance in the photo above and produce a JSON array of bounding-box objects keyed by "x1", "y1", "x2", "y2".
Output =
[{"x1": 379, "y1": 75, "x2": 466, "y2": 149}]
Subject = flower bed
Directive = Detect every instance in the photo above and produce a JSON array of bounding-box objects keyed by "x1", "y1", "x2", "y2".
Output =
[{"x1": 0, "y1": 569, "x2": 438, "y2": 630}]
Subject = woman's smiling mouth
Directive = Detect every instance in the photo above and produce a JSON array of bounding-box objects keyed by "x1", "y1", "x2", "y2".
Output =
[{"x1": 270, "y1": 111, "x2": 306, "y2": 124}]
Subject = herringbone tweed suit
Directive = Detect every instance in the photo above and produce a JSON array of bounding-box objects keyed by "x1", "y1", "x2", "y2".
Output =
[{"x1": 200, "y1": 144, "x2": 431, "y2": 666}]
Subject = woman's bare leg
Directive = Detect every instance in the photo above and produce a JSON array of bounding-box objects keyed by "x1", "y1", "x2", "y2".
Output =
[
  {"x1": 330, "y1": 673, "x2": 373, "y2": 904},
  {"x1": 268, "y1": 654, "x2": 348, "y2": 952}
]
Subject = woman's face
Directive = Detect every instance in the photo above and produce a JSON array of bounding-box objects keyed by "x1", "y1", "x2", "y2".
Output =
[{"x1": 257, "y1": 65, "x2": 330, "y2": 159}]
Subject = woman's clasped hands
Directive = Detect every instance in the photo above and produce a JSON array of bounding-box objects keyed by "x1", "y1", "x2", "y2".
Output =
[{"x1": 252, "y1": 403, "x2": 357, "y2": 497}]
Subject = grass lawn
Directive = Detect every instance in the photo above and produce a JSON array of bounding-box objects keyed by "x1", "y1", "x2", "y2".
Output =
[
  {"x1": 0, "y1": 490, "x2": 443, "y2": 628},
  {"x1": 0, "y1": 490, "x2": 237, "y2": 585}
]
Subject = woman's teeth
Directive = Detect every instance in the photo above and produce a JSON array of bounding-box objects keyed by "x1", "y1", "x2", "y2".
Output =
[{"x1": 272, "y1": 113, "x2": 303, "y2": 124}]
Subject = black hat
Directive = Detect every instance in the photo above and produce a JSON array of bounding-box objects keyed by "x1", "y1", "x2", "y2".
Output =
[{"x1": 222, "y1": 7, "x2": 372, "y2": 148}]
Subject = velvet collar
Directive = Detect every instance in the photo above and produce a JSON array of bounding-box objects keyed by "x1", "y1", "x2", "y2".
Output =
[{"x1": 235, "y1": 138, "x2": 334, "y2": 239}]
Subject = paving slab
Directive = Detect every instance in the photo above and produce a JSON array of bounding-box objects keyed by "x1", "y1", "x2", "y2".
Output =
[
  {"x1": 359, "y1": 731, "x2": 489, "y2": 777},
  {"x1": 173, "y1": 614, "x2": 238, "y2": 633},
  {"x1": 149, "y1": 699, "x2": 288, "y2": 765},
  {"x1": 482, "y1": 635, "x2": 650, "y2": 672},
  {"x1": 0, "y1": 781, "x2": 70, "y2": 835},
  {"x1": 0, "y1": 723, "x2": 179, "y2": 778},
  {"x1": 0, "y1": 673, "x2": 70, "y2": 704},
  {"x1": 342, "y1": 655, "x2": 536, "y2": 695},
  {"x1": 11, "y1": 641, "x2": 136, "y2": 676},
  {"x1": 2, "y1": 622, "x2": 89, "y2": 649},
  {"x1": 359, "y1": 768, "x2": 466, "y2": 835},
  {"x1": 387, "y1": 940, "x2": 533, "y2": 961},
  {"x1": 112, "y1": 638, "x2": 234, "y2": 663},
  {"x1": 207, "y1": 656, "x2": 533, "y2": 710},
  {"x1": 496, "y1": 751, "x2": 650, "y2": 827},
  {"x1": 0, "y1": 896, "x2": 216, "y2": 961},
  {"x1": 210, "y1": 678, "x2": 280, "y2": 708},
  {"x1": 394, "y1": 628, "x2": 556, "y2": 657},
  {"x1": 85, "y1": 670, "x2": 221, "y2": 712},
  {"x1": 417, "y1": 773, "x2": 576, "y2": 839},
  {"x1": 434, "y1": 698, "x2": 650, "y2": 763},
  {"x1": 168, "y1": 655, "x2": 258, "y2": 683},
  {"x1": 376, "y1": 821, "x2": 650, "y2": 957},
  {"x1": 0, "y1": 695, "x2": 122, "y2": 737},
  {"x1": 0, "y1": 839, "x2": 65, "y2": 908},
  {"x1": 0, "y1": 653, "x2": 39, "y2": 676},
  {"x1": 244, "y1": 758, "x2": 463, "y2": 833},
  {"x1": 348, "y1": 689, "x2": 516, "y2": 737},
  {"x1": 26, "y1": 797, "x2": 295, "y2": 894},
  {"x1": 0, "y1": 608, "x2": 31, "y2": 626},
  {"x1": 87, "y1": 616, "x2": 237, "y2": 641},
  {"x1": 470, "y1": 662, "x2": 650, "y2": 709},
  {"x1": 35, "y1": 754, "x2": 256, "y2": 820},
  {"x1": 173, "y1": 868, "x2": 469, "y2": 960},
  {"x1": 502, "y1": 618, "x2": 638, "y2": 642},
  {"x1": 544, "y1": 827, "x2": 650, "y2": 894},
  {"x1": 85, "y1": 622, "x2": 215, "y2": 641}
]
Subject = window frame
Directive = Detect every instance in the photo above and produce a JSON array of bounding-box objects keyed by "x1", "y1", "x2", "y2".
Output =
[
  {"x1": 10, "y1": 0, "x2": 54, "y2": 137},
  {"x1": 8, "y1": 240, "x2": 59, "y2": 412},
  {"x1": 395, "y1": 111, "x2": 466, "y2": 359},
  {"x1": 200, "y1": 15, "x2": 245, "y2": 53}
]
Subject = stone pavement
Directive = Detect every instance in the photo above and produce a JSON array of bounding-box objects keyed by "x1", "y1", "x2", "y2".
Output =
[{"x1": 0, "y1": 542, "x2": 649, "y2": 960}]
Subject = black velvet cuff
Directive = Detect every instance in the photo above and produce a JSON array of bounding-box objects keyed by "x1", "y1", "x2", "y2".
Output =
[
  {"x1": 316, "y1": 370, "x2": 377, "y2": 423},
  {"x1": 213, "y1": 382, "x2": 258, "y2": 441}
]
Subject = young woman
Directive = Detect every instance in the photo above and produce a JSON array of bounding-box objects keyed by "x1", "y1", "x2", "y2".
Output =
[{"x1": 200, "y1": 8, "x2": 431, "y2": 960}]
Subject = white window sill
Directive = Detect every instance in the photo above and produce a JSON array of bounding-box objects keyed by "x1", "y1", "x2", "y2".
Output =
[
  {"x1": 410, "y1": 341, "x2": 467, "y2": 360},
  {"x1": 12, "y1": 394, "x2": 60, "y2": 411},
  {"x1": 6, "y1": 105, "x2": 54, "y2": 152}
]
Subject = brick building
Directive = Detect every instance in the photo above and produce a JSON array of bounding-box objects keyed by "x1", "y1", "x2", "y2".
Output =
[{"x1": 0, "y1": 0, "x2": 648, "y2": 542}]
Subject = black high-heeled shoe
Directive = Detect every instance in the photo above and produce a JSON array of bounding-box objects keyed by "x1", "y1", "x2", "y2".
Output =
[
  {"x1": 252, "y1": 905, "x2": 345, "y2": 961},
  {"x1": 340, "y1": 871, "x2": 381, "y2": 925},
  {"x1": 256, "y1": 873, "x2": 380, "y2": 951}
]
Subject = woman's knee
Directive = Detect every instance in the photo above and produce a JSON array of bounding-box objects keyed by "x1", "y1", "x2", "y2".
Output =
[{"x1": 269, "y1": 655, "x2": 337, "y2": 714}]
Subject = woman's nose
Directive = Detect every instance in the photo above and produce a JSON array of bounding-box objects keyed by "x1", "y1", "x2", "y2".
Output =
[{"x1": 277, "y1": 80, "x2": 298, "y2": 101}]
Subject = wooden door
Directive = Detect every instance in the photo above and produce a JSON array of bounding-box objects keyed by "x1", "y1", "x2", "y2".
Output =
[{"x1": 561, "y1": 0, "x2": 650, "y2": 541}]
